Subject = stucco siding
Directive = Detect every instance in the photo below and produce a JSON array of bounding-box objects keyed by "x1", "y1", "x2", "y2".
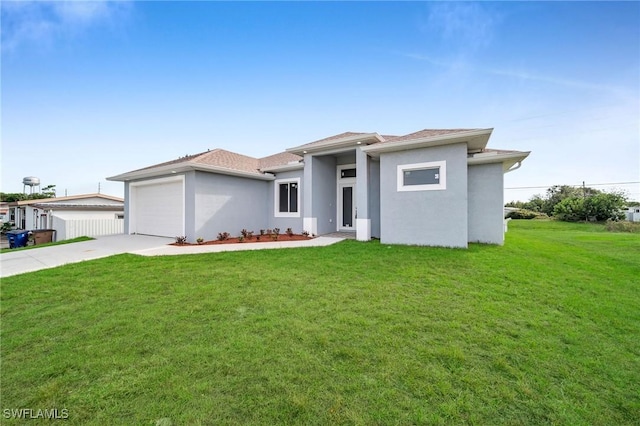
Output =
[
  {"x1": 268, "y1": 169, "x2": 304, "y2": 233},
  {"x1": 311, "y1": 156, "x2": 337, "y2": 235},
  {"x1": 194, "y1": 171, "x2": 268, "y2": 242},
  {"x1": 123, "y1": 181, "x2": 131, "y2": 234},
  {"x1": 336, "y1": 152, "x2": 356, "y2": 165},
  {"x1": 369, "y1": 159, "x2": 381, "y2": 238},
  {"x1": 379, "y1": 143, "x2": 468, "y2": 247},
  {"x1": 468, "y1": 163, "x2": 504, "y2": 244},
  {"x1": 184, "y1": 171, "x2": 196, "y2": 241}
]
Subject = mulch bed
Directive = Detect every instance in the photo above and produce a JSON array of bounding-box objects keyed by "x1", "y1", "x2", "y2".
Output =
[{"x1": 171, "y1": 234, "x2": 313, "y2": 246}]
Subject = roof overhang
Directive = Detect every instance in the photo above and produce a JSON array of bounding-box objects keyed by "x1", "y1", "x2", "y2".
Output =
[
  {"x1": 361, "y1": 128, "x2": 493, "y2": 158},
  {"x1": 107, "y1": 161, "x2": 276, "y2": 182},
  {"x1": 467, "y1": 150, "x2": 531, "y2": 172},
  {"x1": 31, "y1": 204, "x2": 124, "y2": 210},
  {"x1": 286, "y1": 133, "x2": 385, "y2": 156},
  {"x1": 260, "y1": 162, "x2": 304, "y2": 173},
  {"x1": 8, "y1": 193, "x2": 123, "y2": 207}
]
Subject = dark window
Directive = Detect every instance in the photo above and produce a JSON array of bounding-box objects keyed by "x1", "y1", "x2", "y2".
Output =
[
  {"x1": 403, "y1": 167, "x2": 440, "y2": 186},
  {"x1": 279, "y1": 182, "x2": 298, "y2": 213},
  {"x1": 340, "y1": 168, "x2": 356, "y2": 178}
]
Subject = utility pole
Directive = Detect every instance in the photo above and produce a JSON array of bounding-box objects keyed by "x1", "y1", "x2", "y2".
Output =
[{"x1": 98, "y1": 182, "x2": 101, "y2": 194}]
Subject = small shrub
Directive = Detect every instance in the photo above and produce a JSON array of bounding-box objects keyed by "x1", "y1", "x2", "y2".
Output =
[
  {"x1": 273, "y1": 228, "x2": 280, "y2": 236},
  {"x1": 302, "y1": 230, "x2": 310, "y2": 237},
  {"x1": 256, "y1": 235, "x2": 261, "y2": 241},
  {"x1": 286, "y1": 227, "x2": 294, "y2": 237},
  {"x1": 240, "y1": 229, "x2": 254, "y2": 240},
  {"x1": 238, "y1": 235, "x2": 245, "y2": 242},
  {"x1": 196, "y1": 237, "x2": 204, "y2": 244},
  {"x1": 506, "y1": 209, "x2": 548, "y2": 220},
  {"x1": 217, "y1": 232, "x2": 230, "y2": 241},
  {"x1": 605, "y1": 219, "x2": 640, "y2": 233},
  {"x1": 266, "y1": 229, "x2": 273, "y2": 236},
  {"x1": 260, "y1": 229, "x2": 265, "y2": 236},
  {"x1": 175, "y1": 236, "x2": 187, "y2": 245}
]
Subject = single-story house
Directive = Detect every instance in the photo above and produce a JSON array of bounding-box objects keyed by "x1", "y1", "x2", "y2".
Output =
[
  {"x1": 107, "y1": 128, "x2": 530, "y2": 248},
  {"x1": 8, "y1": 194, "x2": 124, "y2": 240}
]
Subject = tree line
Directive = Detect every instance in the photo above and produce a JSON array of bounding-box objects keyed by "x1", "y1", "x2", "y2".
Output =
[
  {"x1": 1, "y1": 185, "x2": 57, "y2": 202},
  {"x1": 505, "y1": 185, "x2": 633, "y2": 222}
]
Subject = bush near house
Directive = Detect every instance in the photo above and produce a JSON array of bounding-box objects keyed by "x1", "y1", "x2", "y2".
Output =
[{"x1": 505, "y1": 209, "x2": 548, "y2": 220}]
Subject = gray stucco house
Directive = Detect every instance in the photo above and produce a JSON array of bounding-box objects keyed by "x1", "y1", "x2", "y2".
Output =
[{"x1": 107, "y1": 128, "x2": 529, "y2": 248}]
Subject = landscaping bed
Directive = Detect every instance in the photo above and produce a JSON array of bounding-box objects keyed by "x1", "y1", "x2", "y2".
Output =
[{"x1": 172, "y1": 233, "x2": 313, "y2": 246}]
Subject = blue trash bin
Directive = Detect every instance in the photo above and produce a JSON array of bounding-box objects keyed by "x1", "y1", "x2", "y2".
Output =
[{"x1": 7, "y1": 230, "x2": 30, "y2": 249}]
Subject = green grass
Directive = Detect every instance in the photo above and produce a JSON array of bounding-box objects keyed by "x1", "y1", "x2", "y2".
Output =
[
  {"x1": 0, "y1": 236, "x2": 93, "y2": 253},
  {"x1": 1, "y1": 220, "x2": 639, "y2": 425}
]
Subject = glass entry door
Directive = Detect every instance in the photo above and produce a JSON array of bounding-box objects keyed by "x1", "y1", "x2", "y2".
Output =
[{"x1": 339, "y1": 184, "x2": 356, "y2": 230}]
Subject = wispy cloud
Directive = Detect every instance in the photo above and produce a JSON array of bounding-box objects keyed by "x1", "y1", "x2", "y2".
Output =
[
  {"x1": 402, "y1": 53, "x2": 633, "y2": 100},
  {"x1": 1, "y1": 0, "x2": 132, "y2": 52},
  {"x1": 425, "y1": 2, "x2": 500, "y2": 50}
]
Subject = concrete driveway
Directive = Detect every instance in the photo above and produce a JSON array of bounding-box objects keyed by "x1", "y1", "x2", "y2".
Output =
[
  {"x1": 0, "y1": 234, "x2": 347, "y2": 278},
  {"x1": 0, "y1": 234, "x2": 173, "y2": 278}
]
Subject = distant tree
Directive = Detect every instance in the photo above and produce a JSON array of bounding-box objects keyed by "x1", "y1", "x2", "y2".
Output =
[
  {"x1": 0, "y1": 185, "x2": 57, "y2": 202},
  {"x1": 542, "y1": 185, "x2": 599, "y2": 216},
  {"x1": 0, "y1": 193, "x2": 27, "y2": 202},
  {"x1": 40, "y1": 184, "x2": 56, "y2": 198},
  {"x1": 553, "y1": 197, "x2": 586, "y2": 222},
  {"x1": 523, "y1": 195, "x2": 545, "y2": 212},
  {"x1": 554, "y1": 191, "x2": 626, "y2": 222},
  {"x1": 584, "y1": 192, "x2": 626, "y2": 221}
]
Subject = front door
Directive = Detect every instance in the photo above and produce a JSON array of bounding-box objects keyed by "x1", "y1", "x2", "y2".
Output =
[{"x1": 338, "y1": 183, "x2": 356, "y2": 230}]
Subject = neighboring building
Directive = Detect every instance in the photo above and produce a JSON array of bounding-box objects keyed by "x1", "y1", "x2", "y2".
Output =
[
  {"x1": 626, "y1": 206, "x2": 640, "y2": 222},
  {"x1": 0, "y1": 202, "x2": 9, "y2": 223},
  {"x1": 7, "y1": 194, "x2": 124, "y2": 240},
  {"x1": 107, "y1": 128, "x2": 530, "y2": 248}
]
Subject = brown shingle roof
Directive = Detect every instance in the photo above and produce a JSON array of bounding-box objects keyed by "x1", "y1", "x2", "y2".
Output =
[
  {"x1": 191, "y1": 149, "x2": 261, "y2": 174},
  {"x1": 384, "y1": 129, "x2": 479, "y2": 143},
  {"x1": 132, "y1": 149, "x2": 301, "y2": 176},
  {"x1": 120, "y1": 129, "x2": 488, "y2": 178},
  {"x1": 132, "y1": 151, "x2": 210, "y2": 173},
  {"x1": 259, "y1": 152, "x2": 302, "y2": 170}
]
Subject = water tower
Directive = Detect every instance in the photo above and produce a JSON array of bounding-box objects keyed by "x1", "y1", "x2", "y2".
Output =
[{"x1": 23, "y1": 176, "x2": 41, "y2": 194}]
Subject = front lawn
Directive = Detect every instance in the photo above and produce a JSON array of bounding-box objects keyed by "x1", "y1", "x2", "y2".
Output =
[{"x1": 1, "y1": 220, "x2": 638, "y2": 424}]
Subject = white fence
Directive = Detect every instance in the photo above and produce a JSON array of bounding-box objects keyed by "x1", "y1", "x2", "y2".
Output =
[{"x1": 52, "y1": 217, "x2": 124, "y2": 240}]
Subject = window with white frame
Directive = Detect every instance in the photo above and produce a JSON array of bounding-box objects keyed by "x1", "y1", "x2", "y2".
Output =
[
  {"x1": 275, "y1": 178, "x2": 300, "y2": 217},
  {"x1": 397, "y1": 160, "x2": 447, "y2": 191}
]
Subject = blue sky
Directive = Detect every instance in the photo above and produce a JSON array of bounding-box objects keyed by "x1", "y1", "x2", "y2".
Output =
[{"x1": 2, "y1": 1, "x2": 639, "y2": 202}]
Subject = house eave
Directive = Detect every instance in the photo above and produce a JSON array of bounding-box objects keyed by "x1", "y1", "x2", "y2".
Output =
[
  {"x1": 361, "y1": 128, "x2": 493, "y2": 158},
  {"x1": 260, "y1": 162, "x2": 304, "y2": 173},
  {"x1": 31, "y1": 204, "x2": 124, "y2": 211},
  {"x1": 8, "y1": 193, "x2": 123, "y2": 207},
  {"x1": 286, "y1": 133, "x2": 384, "y2": 156},
  {"x1": 467, "y1": 151, "x2": 531, "y2": 171},
  {"x1": 107, "y1": 162, "x2": 275, "y2": 182}
]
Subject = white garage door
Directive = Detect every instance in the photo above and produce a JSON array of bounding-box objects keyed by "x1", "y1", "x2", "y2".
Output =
[{"x1": 132, "y1": 178, "x2": 184, "y2": 237}]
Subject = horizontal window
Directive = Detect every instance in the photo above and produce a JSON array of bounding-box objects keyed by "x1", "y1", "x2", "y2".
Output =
[
  {"x1": 397, "y1": 160, "x2": 446, "y2": 192},
  {"x1": 340, "y1": 168, "x2": 356, "y2": 178}
]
